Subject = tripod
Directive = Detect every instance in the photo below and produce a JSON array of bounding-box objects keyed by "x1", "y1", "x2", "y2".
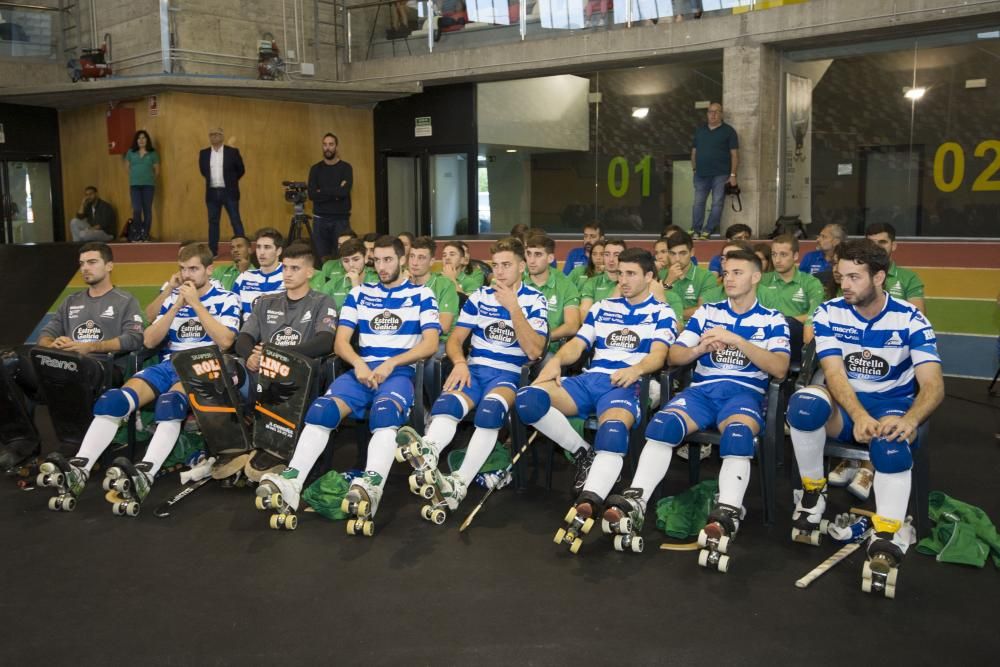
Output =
[{"x1": 287, "y1": 203, "x2": 321, "y2": 269}]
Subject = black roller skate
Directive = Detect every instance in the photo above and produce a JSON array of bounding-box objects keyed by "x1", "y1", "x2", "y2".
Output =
[
  {"x1": 602, "y1": 488, "x2": 646, "y2": 553},
  {"x1": 103, "y1": 457, "x2": 153, "y2": 517},
  {"x1": 862, "y1": 517, "x2": 912, "y2": 599},
  {"x1": 791, "y1": 482, "x2": 829, "y2": 546},
  {"x1": 554, "y1": 490, "x2": 602, "y2": 554},
  {"x1": 697, "y1": 502, "x2": 746, "y2": 573},
  {"x1": 37, "y1": 453, "x2": 89, "y2": 512},
  {"x1": 571, "y1": 447, "x2": 595, "y2": 496}
]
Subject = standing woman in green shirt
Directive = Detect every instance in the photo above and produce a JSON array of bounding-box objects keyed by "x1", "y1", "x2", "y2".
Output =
[{"x1": 123, "y1": 130, "x2": 160, "y2": 242}]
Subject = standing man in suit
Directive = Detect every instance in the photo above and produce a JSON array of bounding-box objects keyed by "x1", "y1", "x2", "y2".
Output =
[{"x1": 199, "y1": 127, "x2": 246, "y2": 255}]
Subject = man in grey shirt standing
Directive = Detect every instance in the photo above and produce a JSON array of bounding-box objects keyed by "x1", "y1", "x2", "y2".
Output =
[{"x1": 691, "y1": 102, "x2": 740, "y2": 240}]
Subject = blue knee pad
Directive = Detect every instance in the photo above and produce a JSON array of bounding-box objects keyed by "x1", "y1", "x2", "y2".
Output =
[
  {"x1": 787, "y1": 387, "x2": 832, "y2": 432},
  {"x1": 154, "y1": 391, "x2": 188, "y2": 422},
  {"x1": 369, "y1": 398, "x2": 405, "y2": 430},
  {"x1": 595, "y1": 420, "x2": 629, "y2": 455},
  {"x1": 431, "y1": 393, "x2": 467, "y2": 420},
  {"x1": 93, "y1": 387, "x2": 139, "y2": 419},
  {"x1": 720, "y1": 422, "x2": 755, "y2": 458},
  {"x1": 645, "y1": 410, "x2": 687, "y2": 447},
  {"x1": 515, "y1": 386, "x2": 550, "y2": 424},
  {"x1": 870, "y1": 437, "x2": 913, "y2": 473},
  {"x1": 474, "y1": 396, "x2": 509, "y2": 430},
  {"x1": 305, "y1": 396, "x2": 342, "y2": 430}
]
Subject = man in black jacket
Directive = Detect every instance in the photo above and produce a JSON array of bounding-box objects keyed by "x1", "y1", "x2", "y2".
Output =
[
  {"x1": 307, "y1": 133, "x2": 353, "y2": 262},
  {"x1": 69, "y1": 186, "x2": 117, "y2": 242},
  {"x1": 199, "y1": 127, "x2": 246, "y2": 255}
]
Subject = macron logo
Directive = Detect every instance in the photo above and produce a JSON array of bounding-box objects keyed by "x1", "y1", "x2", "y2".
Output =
[
  {"x1": 300, "y1": 311, "x2": 312, "y2": 323},
  {"x1": 885, "y1": 331, "x2": 903, "y2": 347},
  {"x1": 100, "y1": 306, "x2": 115, "y2": 318},
  {"x1": 750, "y1": 328, "x2": 766, "y2": 341}
]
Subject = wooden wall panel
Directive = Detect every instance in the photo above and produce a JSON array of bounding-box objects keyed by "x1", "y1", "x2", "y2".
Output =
[{"x1": 58, "y1": 92, "x2": 375, "y2": 242}]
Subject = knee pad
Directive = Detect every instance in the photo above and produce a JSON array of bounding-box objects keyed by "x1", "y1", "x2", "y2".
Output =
[
  {"x1": 431, "y1": 393, "x2": 467, "y2": 421},
  {"x1": 515, "y1": 386, "x2": 550, "y2": 424},
  {"x1": 93, "y1": 387, "x2": 139, "y2": 419},
  {"x1": 154, "y1": 391, "x2": 188, "y2": 422},
  {"x1": 645, "y1": 410, "x2": 687, "y2": 447},
  {"x1": 787, "y1": 387, "x2": 832, "y2": 432},
  {"x1": 369, "y1": 398, "x2": 405, "y2": 430},
  {"x1": 869, "y1": 437, "x2": 913, "y2": 473},
  {"x1": 474, "y1": 395, "x2": 509, "y2": 430},
  {"x1": 720, "y1": 422, "x2": 755, "y2": 458},
  {"x1": 595, "y1": 420, "x2": 629, "y2": 455},
  {"x1": 305, "y1": 396, "x2": 342, "y2": 430}
]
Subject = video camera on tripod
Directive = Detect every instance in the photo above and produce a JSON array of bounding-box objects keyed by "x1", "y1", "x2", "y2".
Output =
[
  {"x1": 282, "y1": 181, "x2": 308, "y2": 207},
  {"x1": 282, "y1": 181, "x2": 320, "y2": 267}
]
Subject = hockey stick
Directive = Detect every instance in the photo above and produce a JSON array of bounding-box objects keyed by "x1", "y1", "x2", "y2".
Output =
[
  {"x1": 459, "y1": 431, "x2": 538, "y2": 533},
  {"x1": 795, "y1": 528, "x2": 874, "y2": 589},
  {"x1": 153, "y1": 476, "x2": 214, "y2": 518},
  {"x1": 659, "y1": 542, "x2": 700, "y2": 551}
]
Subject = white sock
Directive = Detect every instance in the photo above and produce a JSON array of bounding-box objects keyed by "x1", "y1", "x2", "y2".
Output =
[
  {"x1": 630, "y1": 440, "x2": 675, "y2": 509},
  {"x1": 456, "y1": 427, "x2": 500, "y2": 486},
  {"x1": 718, "y1": 457, "x2": 751, "y2": 508},
  {"x1": 424, "y1": 416, "x2": 460, "y2": 456},
  {"x1": 790, "y1": 427, "x2": 826, "y2": 482},
  {"x1": 873, "y1": 469, "x2": 911, "y2": 524},
  {"x1": 141, "y1": 420, "x2": 182, "y2": 477},
  {"x1": 287, "y1": 424, "x2": 331, "y2": 478},
  {"x1": 532, "y1": 407, "x2": 589, "y2": 454},
  {"x1": 582, "y1": 451, "x2": 623, "y2": 500},
  {"x1": 75, "y1": 415, "x2": 123, "y2": 473},
  {"x1": 366, "y1": 428, "x2": 397, "y2": 489}
]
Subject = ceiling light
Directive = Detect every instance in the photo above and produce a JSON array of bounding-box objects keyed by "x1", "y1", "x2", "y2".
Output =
[
  {"x1": 632, "y1": 107, "x2": 649, "y2": 119},
  {"x1": 904, "y1": 86, "x2": 926, "y2": 101},
  {"x1": 477, "y1": 155, "x2": 486, "y2": 161},
  {"x1": 506, "y1": 149, "x2": 517, "y2": 153}
]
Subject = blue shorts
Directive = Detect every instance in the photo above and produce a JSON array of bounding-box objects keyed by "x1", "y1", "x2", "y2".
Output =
[
  {"x1": 834, "y1": 395, "x2": 914, "y2": 444},
  {"x1": 133, "y1": 360, "x2": 180, "y2": 396},
  {"x1": 661, "y1": 381, "x2": 765, "y2": 430},
  {"x1": 560, "y1": 372, "x2": 641, "y2": 423},
  {"x1": 450, "y1": 364, "x2": 519, "y2": 411},
  {"x1": 324, "y1": 367, "x2": 414, "y2": 421}
]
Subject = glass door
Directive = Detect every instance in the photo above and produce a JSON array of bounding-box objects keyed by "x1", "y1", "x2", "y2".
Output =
[
  {"x1": 386, "y1": 156, "x2": 422, "y2": 238},
  {"x1": 2, "y1": 160, "x2": 54, "y2": 244},
  {"x1": 428, "y1": 153, "x2": 470, "y2": 236}
]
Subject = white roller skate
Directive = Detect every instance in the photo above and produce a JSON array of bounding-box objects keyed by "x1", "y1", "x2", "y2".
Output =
[
  {"x1": 37, "y1": 453, "x2": 89, "y2": 512},
  {"x1": 697, "y1": 503, "x2": 746, "y2": 573},
  {"x1": 554, "y1": 491, "x2": 602, "y2": 554},
  {"x1": 601, "y1": 488, "x2": 646, "y2": 553},
  {"x1": 395, "y1": 426, "x2": 441, "y2": 497},
  {"x1": 341, "y1": 471, "x2": 383, "y2": 537},
  {"x1": 862, "y1": 516, "x2": 913, "y2": 599},
  {"x1": 102, "y1": 457, "x2": 153, "y2": 517},
  {"x1": 791, "y1": 482, "x2": 829, "y2": 546},
  {"x1": 255, "y1": 467, "x2": 303, "y2": 531},
  {"x1": 418, "y1": 471, "x2": 467, "y2": 526},
  {"x1": 827, "y1": 459, "x2": 858, "y2": 487}
]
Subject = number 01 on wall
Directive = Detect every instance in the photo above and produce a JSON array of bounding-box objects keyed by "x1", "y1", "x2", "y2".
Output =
[
  {"x1": 608, "y1": 155, "x2": 652, "y2": 198},
  {"x1": 933, "y1": 140, "x2": 1000, "y2": 192}
]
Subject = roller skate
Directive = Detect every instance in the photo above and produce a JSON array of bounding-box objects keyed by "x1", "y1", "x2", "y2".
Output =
[
  {"x1": 245, "y1": 449, "x2": 287, "y2": 483},
  {"x1": 571, "y1": 447, "x2": 595, "y2": 495},
  {"x1": 697, "y1": 503, "x2": 745, "y2": 573},
  {"x1": 341, "y1": 471, "x2": 383, "y2": 537},
  {"x1": 418, "y1": 471, "x2": 468, "y2": 526},
  {"x1": 37, "y1": 453, "x2": 89, "y2": 512},
  {"x1": 861, "y1": 516, "x2": 912, "y2": 599},
  {"x1": 395, "y1": 426, "x2": 441, "y2": 497},
  {"x1": 102, "y1": 458, "x2": 153, "y2": 517},
  {"x1": 554, "y1": 491, "x2": 602, "y2": 554},
  {"x1": 791, "y1": 481, "x2": 829, "y2": 546},
  {"x1": 602, "y1": 487, "x2": 646, "y2": 553},
  {"x1": 827, "y1": 459, "x2": 858, "y2": 487},
  {"x1": 255, "y1": 467, "x2": 302, "y2": 531}
]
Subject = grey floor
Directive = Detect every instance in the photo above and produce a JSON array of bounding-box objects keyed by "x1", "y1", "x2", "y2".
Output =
[{"x1": 1, "y1": 378, "x2": 997, "y2": 665}]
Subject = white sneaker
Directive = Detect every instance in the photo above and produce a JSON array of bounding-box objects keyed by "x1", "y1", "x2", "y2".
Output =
[
  {"x1": 848, "y1": 466, "x2": 874, "y2": 501},
  {"x1": 828, "y1": 459, "x2": 859, "y2": 487}
]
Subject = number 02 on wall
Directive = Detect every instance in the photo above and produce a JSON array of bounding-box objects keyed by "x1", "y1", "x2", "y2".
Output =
[{"x1": 933, "y1": 140, "x2": 1000, "y2": 192}]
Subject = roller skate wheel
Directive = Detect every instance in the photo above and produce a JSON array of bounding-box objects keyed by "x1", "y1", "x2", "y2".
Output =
[
  {"x1": 255, "y1": 496, "x2": 267, "y2": 511},
  {"x1": 47, "y1": 496, "x2": 60, "y2": 511},
  {"x1": 126, "y1": 502, "x2": 140, "y2": 517},
  {"x1": 601, "y1": 518, "x2": 612, "y2": 535},
  {"x1": 63, "y1": 497, "x2": 77, "y2": 512},
  {"x1": 420, "y1": 484, "x2": 436, "y2": 500},
  {"x1": 819, "y1": 518, "x2": 830, "y2": 534},
  {"x1": 569, "y1": 537, "x2": 583, "y2": 554},
  {"x1": 698, "y1": 549, "x2": 710, "y2": 568},
  {"x1": 270, "y1": 514, "x2": 281, "y2": 530},
  {"x1": 861, "y1": 560, "x2": 874, "y2": 582},
  {"x1": 808, "y1": 531, "x2": 821, "y2": 546},
  {"x1": 564, "y1": 507, "x2": 578, "y2": 524},
  {"x1": 113, "y1": 502, "x2": 127, "y2": 516},
  {"x1": 613, "y1": 535, "x2": 624, "y2": 552},
  {"x1": 408, "y1": 475, "x2": 420, "y2": 495},
  {"x1": 554, "y1": 528, "x2": 567, "y2": 545},
  {"x1": 286, "y1": 514, "x2": 298, "y2": 531},
  {"x1": 885, "y1": 568, "x2": 898, "y2": 587},
  {"x1": 717, "y1": 535, "x2": 730, "y2": 554},
  {"x1": 39, "y1": 462, "x2": 55, "y2": 475},
  {"x1": 269, "y1": 493, "x2": 283, "y2": 508},
  {"x1": 717, "y1": 554, "x2": 730, "y2": 573},
  {"x1": 36, "y1": 473, "x2": 48, "y2": 487},
  {"x1": 884, "y1": 584, "x2": 896, "y2": 599},
  {"x1": 421, "y1": 505, "x2": 433, "y2": 521},
  {"x1": 620, "y1": 517, "x2": 632, "y2": 534},
  {"x1": 345, "y1": 519, "x2": 357, "y2": 535},
  {"x1": 861, "y1": 578, "x2": 873, "y2": 594},
  {"x1": 394, "y1": 447, "x2": 407, "y2": 463},
  {"x1": 405, "y1": 442, "x2": 420, "y2": 459},
  {"x1": 632, "y1": 536, "x2": 644, "y2": 553},
  {"x1": 355, "y1": 500, "x2": 368, "y2": 516},
  {"x1": 113, "y1": 478, "x2": 130, "y2": 493},
  {"x1": 430, "y1": 509, "x2": 446, "y2": 525},
  {"x1": 697, "y1": 530, "x2": 709, "y2": 548},
  {"x1": 361, "y1": 520, "x2": 375, "y2": 537},
  {"x1": 102, "y1": 476, "x2": 113, "y2": 491},
  {"x1": 340, "y1": 498, "x2": 351, "y2": 514},
  {"x1": 581, "y1": 517, "x2": 595, "y2": 535}
]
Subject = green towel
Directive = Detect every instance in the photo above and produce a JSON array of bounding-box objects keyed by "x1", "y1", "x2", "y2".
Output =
[
  {"x1": 447, "y1": 440, "x2": 512, "y2": 474},
  {"x1": 301, "y1": 470, "x2": 351, "y2": 521},
  {"x1": 655, "y1": 480, "x2": 719, "y2": 540},
  {"x1": 916, "y1": 491, "x2": 1000, "y2": 568}
]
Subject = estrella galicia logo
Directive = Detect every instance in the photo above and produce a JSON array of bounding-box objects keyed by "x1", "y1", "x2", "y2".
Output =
[
  {"x1": 710, "y1": 345, "x2": 751, "y2": 370},
  {"x1": 845, "y1": 349, "x2": 890, "y2": 379},
  {"x1": 269, "y1": 326, "x2": 302, "y2": 347},
  {"x1": 177, "y1": 320, "x2": 206, "y2": 340},
  {"x1": 484, "y1": 321, "x2": 516, "y2": 346},
  {"x1": 371, "y1": 310, "x2": 402, "y2": 333},
  {"x1": 72, "y1": 319, "x2": 104, "y2": 342},
  {"x1": 605, "y1": 328, "x2": 640, "y2": 351}
]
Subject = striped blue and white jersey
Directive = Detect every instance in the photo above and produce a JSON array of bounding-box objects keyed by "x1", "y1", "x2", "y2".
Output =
[
  {"x1": 233, "y1": 265, "x2": 285, "y2": 319},
  {"x1": 577, "y1": 296, "x2": 677, "y2": 376},
  {"x1": 677, "y1": 299, "x2": 790, "y2": 394},
  {"x1": 339, "y1": 280, "x2": 441, "y2": 370},
  {"x1": 813, "y1": 295, "x2": 940, "y2": 401},
  {"x1": 156, "y1": 285, "x2": 240, "y2": 360},
  {"x1": 457, "y1": 282, "x2": 548, "y2": 374}
]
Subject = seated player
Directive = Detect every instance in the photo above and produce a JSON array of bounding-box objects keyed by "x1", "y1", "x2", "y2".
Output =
[
  {"x1": 524, "y1": 232, "x2": 581, "y2": 355},
  {"x1": 233, "y1": 227, "x2": 286, "y2": 321},
  {"x1": 562, "y1": 222, "x2": 602, "y2": 275},
  {"x1": 211, "y1": 235, "x2": 252, "y2": 291},
  {"x1": 567, "y1": 238, "x2": 605, "y2": 293},
  {"x1": 865, "y1": 222, "x2": 925, "y2": 313},
  {"x1": 441, "y1": 240, "x2": 485, "y2": 295},
  {"x1": 787, "y1": 239, "x2": 943, "y2": 595},
  {"x1": 398, "y1": 237, "x2": 547, "y2": 519},
  {"x1": 38, "y1": 243, "x2": 239, "y2": 514},
  {"x1": 758, "y1": 233, "x2": 825, "y2": 359},
  {"x1": 608, "y1": 249, "x2": 789, "y2": 564},
  {"x1": 235, "y1": 242, "x2": 338, "y2": 481},
  {"x1": 662, "y1": 231, "x2": 717, "y2": 321},
  {"x1": 0, "y1": 243, "x2": 144, "y2": 471},
  {"x1": 515, "y1": 248, "x2": 675, "y2": 553},
  {"x1": 316, "y1": 237, "x2": 376, "y2": 311},
  {"x1": 799, "y1": 223, "x2": 846, "y2": 276},
  {"x1": 312, "y1": 228, "x2": 360, "y2": 289},
  {"x1": 579, "y1": 238, "x2": 626, "y2": 313},
  {"x1": 257, "y1": 235, "x2": 440, "y2": 535},
  {"x1": 709, "y1": 224, "x2": 752, "y2": 274}
]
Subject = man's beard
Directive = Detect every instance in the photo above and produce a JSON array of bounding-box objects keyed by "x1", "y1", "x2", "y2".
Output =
[
  {"x1": 848, "y1": 285, "x2": 878, "y2": 308},
  {"x1": 323, "y1": 150, "x2": 335, "y2": 159},
  {"x1": 380, "y1": 267, "x2": 400, "y2": 285}
]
